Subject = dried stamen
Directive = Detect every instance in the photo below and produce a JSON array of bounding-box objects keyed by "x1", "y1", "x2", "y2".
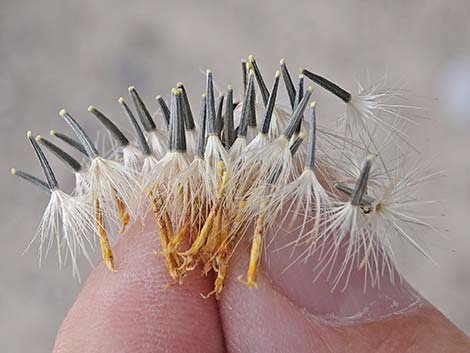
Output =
[{"x1": 95, "y1": 198, "x2": 115, "y2": 271}]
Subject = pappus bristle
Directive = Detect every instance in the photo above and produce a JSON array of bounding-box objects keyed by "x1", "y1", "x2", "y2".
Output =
[
  {"x1": 204, "y1": 71, "x2": 230, "y2": 193},
  {"x1": 269, "y1": 103, "x2": 333, "y2": 253},
  {"x1": 302, "y1": 69, "x2": 417, "y2": 150}
]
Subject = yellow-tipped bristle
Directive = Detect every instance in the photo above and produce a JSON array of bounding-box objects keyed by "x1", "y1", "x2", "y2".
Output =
[
  {"x1": 118, "y1": 97, "x2": 125, "y2": 104},
  {"x1": 59, "y1": 109, "x2": 67, "y2": 118},
  {"x1": 10, "y1": 168, "x2": 16, "y2": 175}
]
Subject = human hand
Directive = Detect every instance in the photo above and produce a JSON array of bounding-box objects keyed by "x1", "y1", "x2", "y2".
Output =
[{"x1": 53, "y1": 219, "x2": 470, "y2": 353}]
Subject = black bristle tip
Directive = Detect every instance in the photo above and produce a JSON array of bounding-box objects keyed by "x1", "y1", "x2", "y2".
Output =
[
  {"x1": 176, "y1": 83, "x2": 196, "y2": 131},
  {"x1": 260, "y1": 71, "x2": 281, "y2": 135},
  {"x1": 294, "y1": 74, "x2": 305, "y2": 134},
  {"x1": 280, "y1": 58, "x2": 296, "y2": 109},
  {"x1": 223, "y1": 86, "x2": 235, "y2": 147},
  {"x1": 289, "y1": 133, "x2": 304, "y2": 156},
  {"x1": 156, "y1": 95, "x2": 171, "y2": 127},
  {"x1": 50, "y1": 130, "x2": 87, "y2": 156},
  {"x1": 37, "y1": 135, "x2": 82, "y2": 173},
  {"x1": 118, "y1": 97, "x2": 151, "y2": 156},
  {"x1": 59, "y1": 109, "x2": 100, "y2": 159},
  {"x1": 241, "y1": 59, "x2": 248, "y2": 93},
  {"x1": 196, "y1": 94, "x2": 207, "y2": 157},
  {"x1": 301, "y1": 68, "x2": 351, "y2": 103},
  {"x1": 238, "y1": 71, "x2": 255, "y2": 137},
  {"x1": 282, "y1": 87, "x2": 313, "y2": 140},
  {"x1": 350, "y1": 155, "x2": 375, "y2": 206},
  {"x1": 27, "y1": 131, "x2": 58, "y2": 190},
  {"x1": 304, "y1": 102, "x2": 317, "y2": 169},
  {"x1": 173, "y1": 88, "x2": 187, "y2": 152},
  {"x1": 11, "y1": 168, "x2": 51, "y2": 193},
  {"x1": 128, "y1": 86, "x2": 157, "y2": 132},
  {"x1": 88, "y1": 106, "x2": 129, "y2": 147},
  {"x1": 206, "y1": 70, "x2": 218, "y2": 135},
  {"x1": 248, "y1": 55, "x2": 269, "y2": 107},
  {"x1": 335, "y1": 183, "x2": 375, "y2": 206},
  {"x1": 216, "y1": 93, "x2": 225, "y2": 135}
]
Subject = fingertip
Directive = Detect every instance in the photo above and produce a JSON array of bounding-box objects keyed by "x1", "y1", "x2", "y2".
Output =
[{"x1": 53, "y1": 220, "x2": 225, "y2": 353}]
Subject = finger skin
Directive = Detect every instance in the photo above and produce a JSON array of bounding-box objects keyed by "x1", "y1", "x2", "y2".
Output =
[
  {"x1": 53, "y1": 220, "x2": 226, "y2": 353},
  {"x1": 263, "y1": 233, "x2": 423, "y2": 322},
  {"x1": 219, "y1": 253, "x2": 470, "y2": 353},
  {"x1": 52, "y1": 219, "x2": 470, "y2": 353}
]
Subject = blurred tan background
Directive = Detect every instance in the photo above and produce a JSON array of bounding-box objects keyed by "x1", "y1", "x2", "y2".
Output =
[{"x1": 1, "y1": 0, "x2": 469, "y2": 352}]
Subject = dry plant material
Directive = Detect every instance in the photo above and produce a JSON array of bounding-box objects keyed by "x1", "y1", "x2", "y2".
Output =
[{"x1": 11, "y1": 56, "x2": 435, "y2": 298}]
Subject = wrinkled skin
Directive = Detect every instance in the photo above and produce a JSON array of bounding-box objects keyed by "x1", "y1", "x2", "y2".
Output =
[{"x1": 53, "y1": 220, "x2": 470, "y2": 353}]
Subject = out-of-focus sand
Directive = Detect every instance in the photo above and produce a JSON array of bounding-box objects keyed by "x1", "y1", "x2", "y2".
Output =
[{"x1": 0, "y1": 1, "x2": 469, "y2": 351}]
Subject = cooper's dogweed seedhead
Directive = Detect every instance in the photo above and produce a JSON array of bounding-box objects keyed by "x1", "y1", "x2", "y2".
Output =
[{"x1": 11, "y1": 56, "x2": 436, "y2": 299}]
